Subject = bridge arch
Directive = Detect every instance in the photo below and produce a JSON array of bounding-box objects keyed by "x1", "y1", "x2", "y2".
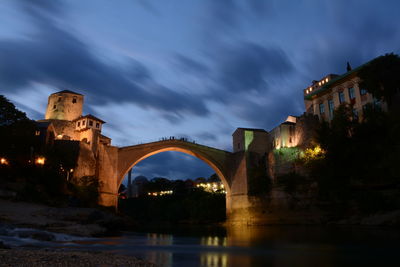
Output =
[{"x1": 117, "y1": 140, "x2": 232, "y2": 194}]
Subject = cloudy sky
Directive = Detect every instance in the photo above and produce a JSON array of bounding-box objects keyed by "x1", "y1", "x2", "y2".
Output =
[{"x1": 1, "y1": 0, "x2": 399, "y2": 181}]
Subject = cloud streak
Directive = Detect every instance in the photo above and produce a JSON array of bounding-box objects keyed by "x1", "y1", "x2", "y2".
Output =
[{"x1": 0, "y1": 0, "x2": 210, "y2": 119}]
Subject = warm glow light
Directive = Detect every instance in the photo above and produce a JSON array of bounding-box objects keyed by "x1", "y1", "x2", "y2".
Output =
[
  {"x1": 148, "y1": 190, "x2": 173, "y2": 197},
  {"x1": 0, "y1": 158, "x2": 8, "y2": 165},
  {"x1": 318, "y1": 82, "x2": 321, "y2": 86},
  {"x1": 35, "y1": 157, "x2": 46, "y2": 165},
  {"x1": 325, "y1": 78, "x2": 328, "y2": 82},
  {"x1": 301, "y1": 145, "x2": 325, "y2": 163},
  {"x1": 57, "y1": 134, "x2": 63, "y2": 139},
  {"x1": 306, "y1": 89, "x2": 309, "y2": 94}
]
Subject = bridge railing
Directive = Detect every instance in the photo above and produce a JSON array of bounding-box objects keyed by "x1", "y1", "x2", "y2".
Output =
[
  {"x1": 122, "y1": 137, "x2": 231, "y2": 153},
  {"x1": 131, "y1": 136, "x2": 198, "y2": 145}
]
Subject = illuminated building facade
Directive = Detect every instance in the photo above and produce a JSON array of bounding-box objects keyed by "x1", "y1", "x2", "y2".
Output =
[
  {"x1": 303, "y1": 63, "x2": 385, "y2": 122},
  {"x1": 269, "y1": 115, "x2": 319, "y2": 150},
  {"x1": 38, "y1": 90, "x2": 111, "y2": 151}
]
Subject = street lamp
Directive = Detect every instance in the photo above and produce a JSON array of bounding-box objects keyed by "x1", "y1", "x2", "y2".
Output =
[
  {"x1": 35, "y1": 157, "x2": 46, "y2": 165},
  {"x1": 0, "y1": 157, "x2": 8, "y2": 165}
]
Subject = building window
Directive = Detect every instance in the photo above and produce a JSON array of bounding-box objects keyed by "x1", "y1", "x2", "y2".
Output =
[
  {"x1": 352, "y1": 109, "x2": 359, "y2": 120},
  {"x1": 35, "y1": 130, "x2": 41, "y2": 136},
  {"x1": 89, "y1": 120, "x2": 93, "y2": 126},
  {"x1": 328, "y1": 99, "x2": 334, "y2": 118},
  {"x1": 348, "y1": 87, "x2": 355, "y2": 99},
  {"x1": 77, "y1": 121, "x2": 81, "y2": 127},
  {"x1": 319, "y1": 103, "x2": 325, "y2": 114},
  {"x1": 82, "y1": 120, "x2": 86, "y2": 126},
  {"x1": 58, "y1": 97, "x2": 62, "y2": 102},
  {"x1": 360, "y1": 87, "x2": 367, "y2": 95},
  {"x1": 373, "y1": 98, "x2": 382, "y2": 110},
  {"x1": 338, "y1": 91, "x2": 345, "y2": 103},
  {"x1": 72, "y1": 97, "x2": 77, "y2": 103},
  {"x1": 362, "y1": 104, "x2": 370, "y2": 113},
  {"x1": 53, "y1": 105, "x2": 56, "y2": 109},
  {"x1": 96, "y1": 122, "x2": 100, "y2": 128}
]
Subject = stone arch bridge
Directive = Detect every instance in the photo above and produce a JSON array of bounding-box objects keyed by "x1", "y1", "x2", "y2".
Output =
[{"x1": 97, "y1": 128, "x2": 270, "y2": 224}]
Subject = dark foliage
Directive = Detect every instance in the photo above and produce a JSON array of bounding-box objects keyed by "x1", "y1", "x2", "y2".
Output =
[
  {"x1": 358, "y1": 53, "x2": 400, "y2": 107},
  {"x1": 119, "y1": 189, "x2": 226, "y2": 223},
  {"x1": 0, "y1": 95, "x2": 98, "y2": 207},
  {"x1": 0, "y1": 96, "x2": 38, "y2": 162},
  {"x1": 68, "y1": 176, "x2": 100, "y2": 207},
  {"x1": 309, "y1": 104, "x2": 400, "y2": 214}
]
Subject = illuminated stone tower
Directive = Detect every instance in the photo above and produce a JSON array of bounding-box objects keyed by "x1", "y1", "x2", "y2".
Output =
[{"x1": 45, "y1": 90, "x2": 84, "y2": 121}]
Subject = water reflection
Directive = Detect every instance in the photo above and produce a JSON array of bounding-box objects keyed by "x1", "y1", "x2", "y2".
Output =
[
  {"x1": 200, "y1": 252, "x2": 227, "y2": 267},
  {"x1": 145, "y1": 233, "x2": 173, "y2": 266},
  {"x1": 65, "y1": 226, "x2": 400, "y2": 267},
  {"x1": 200, "y1": 236, "x2": 228, "y2": 267},
  {"x1": 201, "y1": 236, "x2": 227, "y2": 247}
]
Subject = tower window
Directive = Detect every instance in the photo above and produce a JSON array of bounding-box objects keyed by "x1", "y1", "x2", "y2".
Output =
[
  {"x1": 77, "y1": 121, "x2": 81, "y2": 127},
  {"x1": 82, "y1": 120, "x2": 86, "y2": 126},
  {"x1": 58, "y1": 97, "x2": 62, "y2": 102},
  {"x1": 96, "y1": 122, "x2": 100, "y2": 128},
  {"x1": 53, "y1": 105, "x2": 56, "y2": 109},
  {"x1": 72, "y1": 97, "x2": 77, "y2": 103},
  {"x1": 89, "y1": 120, "x2": 93, "y2": 126}
]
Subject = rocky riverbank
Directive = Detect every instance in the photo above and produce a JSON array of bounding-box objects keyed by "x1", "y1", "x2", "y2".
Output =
[
  {"x1": 0, "y1": 199, "x2": 130, "y2": 237},
  {"x1": 0, "y1": 199, "x2": 157, "y2": 266},
  {"x1": 0, "y1": 248, "x2": 155, "y2": 267}
]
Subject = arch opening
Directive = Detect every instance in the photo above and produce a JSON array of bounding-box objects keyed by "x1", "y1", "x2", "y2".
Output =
[{"x1": 118, "y1": 147, "x2": 231, "y2": 195}]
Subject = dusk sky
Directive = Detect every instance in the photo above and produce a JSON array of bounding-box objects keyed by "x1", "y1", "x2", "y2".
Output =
[{"x1": 1, "y1": 0, "x2": 399, "y2": 181}]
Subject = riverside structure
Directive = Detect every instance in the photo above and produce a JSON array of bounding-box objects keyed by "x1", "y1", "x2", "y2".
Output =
[{"x1": 35, "y1": 56, "x2": 391, "y2": 224}]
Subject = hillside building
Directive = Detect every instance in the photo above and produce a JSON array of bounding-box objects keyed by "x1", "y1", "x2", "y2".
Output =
[
  {"x1": 303, "y1": 64, "x2": 385, "y2": 122},
  {"x1": 37, "y1": 90, "x2": 111, "y2": 152},
  {"x1": 36, "y1": 90, "x2": 112, "y2": 181}
]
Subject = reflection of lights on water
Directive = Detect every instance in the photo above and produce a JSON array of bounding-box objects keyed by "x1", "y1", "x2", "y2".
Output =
[
  {"x1": 201, "y1": 236, "x2": 227, "y2": 247},
  {"x1": 201, "y1": 253, "x2": 228, "y2": 267},
  {"x1": 146, "y1": 233, "x2": 173, "y2": 246},
  {"x1": 145, "y1": 233, "x2": 173, "y2": 266}
]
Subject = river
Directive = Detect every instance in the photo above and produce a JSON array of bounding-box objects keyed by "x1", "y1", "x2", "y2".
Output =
[{"x1": 64, "y1": 225, "x2": 399, "y2": 267}]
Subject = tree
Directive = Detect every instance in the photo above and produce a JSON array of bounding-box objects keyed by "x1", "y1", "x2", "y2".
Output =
[
  {"x1": 358, "y1": 53, "x2": 400, "y2": 107},
  {"x1": 0, "y1": 95, "x2": 36, "y2": 159},
  {"x1": 0, "y1": 95, "x2": 30, "y2": 126}
]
